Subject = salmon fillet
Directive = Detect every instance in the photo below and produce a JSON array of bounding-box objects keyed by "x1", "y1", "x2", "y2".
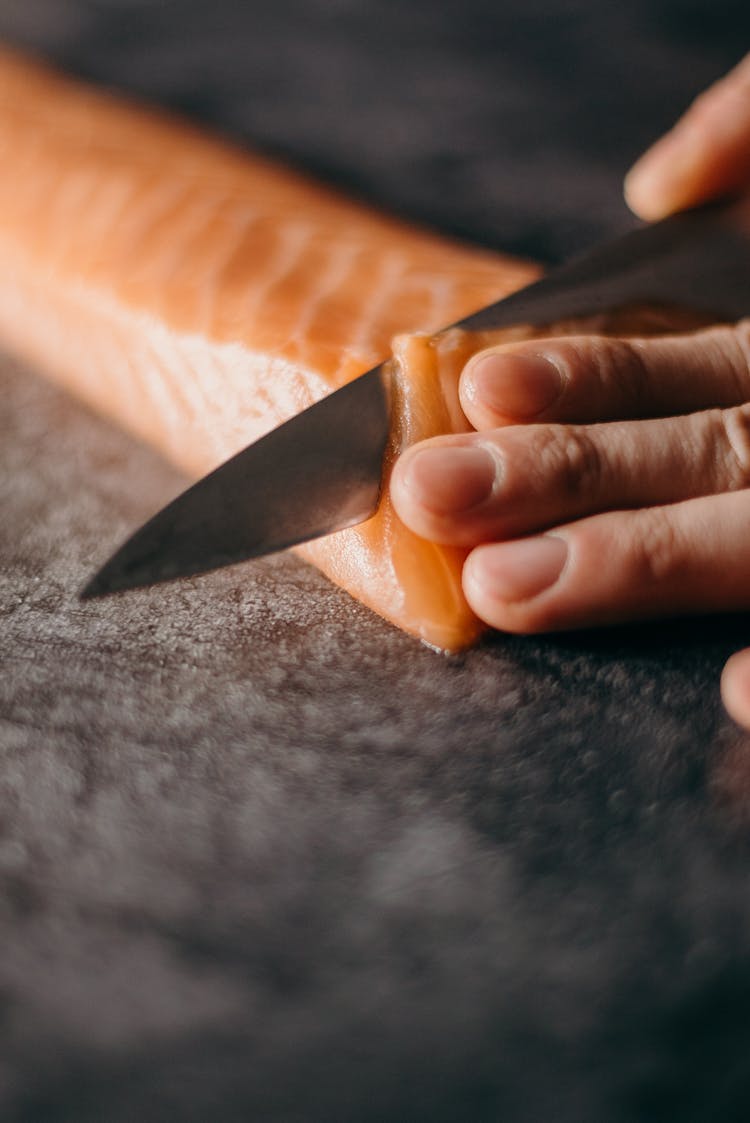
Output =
[
  {"x1": 0, "y1": 50, "x2": 548, "y2": 648},
  {"x1": 2, "y1": 53, "x2": 712, "y2": 649}
]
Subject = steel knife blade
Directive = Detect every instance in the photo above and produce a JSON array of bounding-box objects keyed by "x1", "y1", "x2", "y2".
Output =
[{"x1": 82, "y1": 195, "x2": 750, "y2": 599}]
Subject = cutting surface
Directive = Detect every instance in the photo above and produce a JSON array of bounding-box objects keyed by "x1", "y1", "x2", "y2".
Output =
[{"x1": 2, "y1": 3, "x2": 750, "y2": 1120}]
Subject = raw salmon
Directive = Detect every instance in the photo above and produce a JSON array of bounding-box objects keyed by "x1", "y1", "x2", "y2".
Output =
[
  {"x1": 0, "y1": 49, "x2": 543, "y2": 648},
  {"x1": 0, "y1": 51, "x2": 703, "y2": 649}
]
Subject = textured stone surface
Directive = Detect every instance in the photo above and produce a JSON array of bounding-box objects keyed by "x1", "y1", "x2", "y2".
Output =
[{"x1": 1, "y1": 3, "x2": 750, "y2": 1120}]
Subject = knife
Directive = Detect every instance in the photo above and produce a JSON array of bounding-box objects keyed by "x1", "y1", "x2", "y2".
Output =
[{"x1": 81, "y1": 195, "x2": 750, "y2": 599}]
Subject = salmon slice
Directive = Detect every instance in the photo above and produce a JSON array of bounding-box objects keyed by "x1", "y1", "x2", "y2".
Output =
[{"x1": 0, "y1": 51, "x2": 702, "y2": 649}]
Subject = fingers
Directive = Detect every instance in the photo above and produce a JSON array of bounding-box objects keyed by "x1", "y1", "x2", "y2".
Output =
[
  {"x1": 625, "y1": 53, "x2": 750, "y2": 220},
  {"x1": 391, "y1": 403, "x2": 750, "y2": 546},
  {"x1": 458, "y1": 321, "x2": 750, "y2": 430},
  {"x1": 461, "y1": 489, "x2": 750, "y2": 633},
  {"x1": 722, "y1": 649, "x2": 750, "y2": 729}
]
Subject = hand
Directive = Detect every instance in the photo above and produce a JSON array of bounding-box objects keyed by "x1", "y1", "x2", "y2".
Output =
[{"x1": 391, "y1": 53, "x2": 750, "y2": 726}]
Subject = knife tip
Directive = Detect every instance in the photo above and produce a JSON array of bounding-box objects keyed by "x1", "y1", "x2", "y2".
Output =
[
  {"x1": 79, "y1": 557, "x2": 146, "y2": 600},
  {"x1": 79, "y1": 526, "x2": 178, "y2": 600},
  {"x1": 79, "y1": 568, "x2": 118, "y2": 600}
]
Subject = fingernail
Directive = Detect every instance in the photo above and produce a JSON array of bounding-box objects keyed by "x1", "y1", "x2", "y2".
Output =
[
  {"x1": 471, "y1": 535, "x2": 567, "y2": 601},
  {"x1": 402, "y1": 445, "x2": 497, "y2": 514},
  {"x1": 464, "y1": 352, "x2": 563, "y2": 418}
]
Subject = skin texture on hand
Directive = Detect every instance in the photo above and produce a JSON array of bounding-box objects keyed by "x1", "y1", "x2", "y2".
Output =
[{"x1": 391, "y1": 51, "x2": 750, "y2": 726}]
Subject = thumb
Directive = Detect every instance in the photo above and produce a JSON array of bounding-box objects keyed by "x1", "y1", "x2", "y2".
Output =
[{"x1": 625, "y1": 53, "x2": 750, "y2": 221}]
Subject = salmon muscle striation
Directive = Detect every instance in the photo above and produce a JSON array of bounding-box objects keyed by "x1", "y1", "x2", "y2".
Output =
[{"x1": 0, "y1": 49, "x2": 543, "y2": 649}]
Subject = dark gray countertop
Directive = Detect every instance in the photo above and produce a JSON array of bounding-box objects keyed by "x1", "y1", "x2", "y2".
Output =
[{"x1": 2, "y1": 3, "x2": 750, "y2": 1120}]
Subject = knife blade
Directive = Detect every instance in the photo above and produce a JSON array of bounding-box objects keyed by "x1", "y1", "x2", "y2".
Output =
[
  {"x1": 81, "y1": 365, "x2": 391, "y2": 597},
  {"x1": 82, "y1": 195, "x2": 750, "y2": 599}
]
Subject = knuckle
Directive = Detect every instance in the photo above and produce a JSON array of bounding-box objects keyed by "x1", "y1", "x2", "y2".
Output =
[
  {"x1": 734, "y1": 320, "x2": 750, "y2": 382},
  {"x1": 556, "y1": 424, "x2": 601, "y2": 496},
  {"x1": 627, "y1": 510, "x2": 684, "y2": 587},
  {"x1": 717, "y1": 404, "x2": 750, "y2": 489},
  {"x1": 562, "y1": 336, "x2": 650, "y2": 407},
  {"x1": 706, "y1": 322, "x2": 750, "y2": 401},
  {"x1": 599, "y1": 339, "x2": 651, "y2": 405},
  {"x1": 532, "y1": 424, "x2": 603, "y2": 498}
]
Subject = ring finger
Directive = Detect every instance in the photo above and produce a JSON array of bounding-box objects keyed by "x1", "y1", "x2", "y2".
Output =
[{"x1": 391, "y1": 403, "x2": 750, "y2": 546}]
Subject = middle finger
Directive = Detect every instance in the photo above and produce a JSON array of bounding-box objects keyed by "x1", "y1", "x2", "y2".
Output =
[{"x1": 391, "y1": 403, "x2": 750, "y2": 547}]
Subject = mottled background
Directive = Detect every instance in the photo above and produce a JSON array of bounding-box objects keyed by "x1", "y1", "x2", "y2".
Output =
[{"x1": 2, "y1": 2, "x2": 750, "y2": 1120}]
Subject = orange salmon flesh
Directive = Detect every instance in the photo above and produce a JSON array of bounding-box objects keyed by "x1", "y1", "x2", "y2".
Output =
[{"x1": 0, "y1": 51, "x2": 703, "y2": 649}]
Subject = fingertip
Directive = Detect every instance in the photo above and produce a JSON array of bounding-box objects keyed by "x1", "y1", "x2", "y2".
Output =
[
  {"x1": 623, "y1": 161, "x2": 675, "y2": 221},
  {"x1": 390, "y1": 439, "x2": 499, "y2": 544},
  {"x1": 721, "y1": 649, "x2": 750, "y2": 729},
  {"x1": 462, "y1": 535, "x2": 568, "y2": 632},
  {"x1": 460, "y1": 348, "x2": 564, "y2": 427},
  {"x1": 623, "y1": 137, "x2": 683, "y2": 221},
  {"x1": 389, "y1": 444, "x2": 426, "y2": 530}
]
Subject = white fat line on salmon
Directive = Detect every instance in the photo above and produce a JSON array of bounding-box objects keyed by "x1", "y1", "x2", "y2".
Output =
[
  {"x1": 108, "y1": 175, "x2": 208, "y2": 271},
  {"x1": 132, "y1": 182, "x2": 233, "y2": 291},
  {"x1": 286, "y1": 239, "x2": 364, "y2": 366},
  {"x1": 68, "y1": 166, "x2": 139, "y2": 251},
  {"x1": 191, "y1": 204, "x2": 262, "y2": 332},
  {"x1": 343, "y1": 249, "x2": 411, "y2": 375},
  {"x1": 235, "y1": 219, "x2": 316, "y2": 324}
]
